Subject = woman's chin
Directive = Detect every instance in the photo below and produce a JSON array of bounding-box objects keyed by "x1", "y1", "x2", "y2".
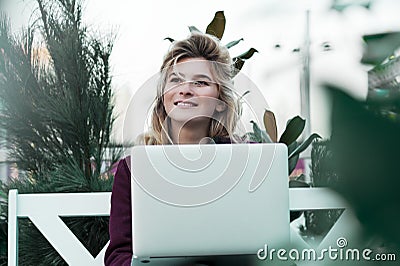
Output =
[{"x1": 169, "y1": 115, "x2": 212, "y2": 126}]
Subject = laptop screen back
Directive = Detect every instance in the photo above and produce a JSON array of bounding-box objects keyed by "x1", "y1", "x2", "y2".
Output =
[{"x1": 130, "y1": 143, "x2": 289, "y2": 260}]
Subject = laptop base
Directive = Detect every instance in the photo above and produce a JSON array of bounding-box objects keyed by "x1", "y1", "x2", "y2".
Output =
[{"x1": 132, "y1": 254, "x2": 293, "y2": 266}]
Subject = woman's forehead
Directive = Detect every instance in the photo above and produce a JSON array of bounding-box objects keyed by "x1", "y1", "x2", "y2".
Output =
[{"x1": 170, "y1": 57, "x2": 214, "y2": 79}]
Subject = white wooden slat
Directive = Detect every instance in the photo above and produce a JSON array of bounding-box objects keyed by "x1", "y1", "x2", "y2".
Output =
[
  {"x1": 28, "y1": 214, "x2": 96, "y2": 265},
  {"x1": 17, "y1": 192, "x2": 111, "y2": 217},
  {"x1": 8, "y1": 189, "x2": 18, "y2": 266},
  {"x1": 95, "y1": 241, "x2": 110, "y2": 263},
  {"x1": 289, "y1": 188, "x2": 348, "y2": 211},
  {"x1": 8, "y1": 190, "x2": 111, "y2": 266}
]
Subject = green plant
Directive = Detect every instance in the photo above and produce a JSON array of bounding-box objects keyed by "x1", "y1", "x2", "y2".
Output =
[
  {"x1": 0, "y1": 0, "x2": 122, "y2": 264},
  {"x1": 299, "y1": 140, "x2": 343, "y2": 241},
  {"x1": 246, "y1": 112, "x2": 321, "y2": 176},
  {"x1": 329, "y1": 87, "x2": 400, "y2": 247},
  {"x1": 165, "y1": 11, "x2": 258, "y2": 76}
]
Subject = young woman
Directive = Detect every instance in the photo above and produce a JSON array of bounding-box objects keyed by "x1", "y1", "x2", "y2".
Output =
[{"x1": 104, "y1": 32, "x2": 243, "y2": 266}]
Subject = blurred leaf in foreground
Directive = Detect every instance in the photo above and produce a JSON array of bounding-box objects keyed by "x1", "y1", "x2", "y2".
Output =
[
  {"x1": 329, "y1": 87, "x2": 400, "y2": 246},
  {"x1": 361, "y1": 32, "x2": 400, "y2": 65}
]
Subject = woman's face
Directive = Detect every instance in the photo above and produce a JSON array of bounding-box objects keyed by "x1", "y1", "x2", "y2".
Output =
[{"x1": 163, "y1": 57, "x2": 225, "y2": 127}]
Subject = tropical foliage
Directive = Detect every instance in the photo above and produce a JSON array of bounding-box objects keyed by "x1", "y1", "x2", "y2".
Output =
[
  {"x1": 165, "y1": 11, "x2": 258, "y2": 76},
  {"x1": 246, "y1": 113, "x2": 320, "y2": 177}
]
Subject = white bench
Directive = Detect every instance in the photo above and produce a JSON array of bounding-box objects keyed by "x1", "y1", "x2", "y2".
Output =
[
  {"x1": 8, "y1": 188, "x2": 360, "y2": 265},
  {"x1": 289, "y1": 188, "x2": 361, "y2": 251},
  {"x1": 8, "y1": 190, "x2": 111, "y2": 265}
]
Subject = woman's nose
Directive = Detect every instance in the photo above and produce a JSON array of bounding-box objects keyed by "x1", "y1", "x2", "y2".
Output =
[{"x1": 178, "y1": 81, "x2": 194, "y2": 95}]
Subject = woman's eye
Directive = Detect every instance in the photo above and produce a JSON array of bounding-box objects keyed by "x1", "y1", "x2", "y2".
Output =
[
  {"x1": 169, "y1": 77, "x2": 183, "y2": 83},
  {"x1": 193, "y1": 81, "x2": 209, "y2": 87}
]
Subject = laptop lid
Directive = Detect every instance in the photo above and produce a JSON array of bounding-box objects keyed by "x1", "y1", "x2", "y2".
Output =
[{"x1": 130, "y1": 143, "x2": 289, "y2": 261}]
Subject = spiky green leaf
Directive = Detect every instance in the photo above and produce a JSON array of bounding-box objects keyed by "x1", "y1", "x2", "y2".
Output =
[
  {"x1": 250, "y1": 120, "x2": 272, "y2": 143},
  {"x1": 188, "y1": 26, "x2": 201, "y2": 33},
  {"x1": 225, "y1": 38, "x2": 243, "y2": 49},
  {"x1": 289, "y1": 133, "x2": 321, "y2": 160},
  {"x1": 164, "y1": 37, "x2": 174, "y2": 42},
  {"x1": 244, "y1": 132, "x2": 260, "y2": 143},
  {"x1": 236, "y1": 48, "x2": 258, "y2": 60}
]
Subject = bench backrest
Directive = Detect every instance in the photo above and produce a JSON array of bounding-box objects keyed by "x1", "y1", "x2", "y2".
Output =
[
  {"x1": 8, "y1": 189, "x2": 111, "y2": 265},
  {"x1": 8, "y1": 188, "x2": 361, "y2": 265}
]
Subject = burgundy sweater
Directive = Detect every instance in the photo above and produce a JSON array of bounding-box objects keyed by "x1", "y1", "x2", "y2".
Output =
[{"x1": 105, "y1": 157, "x2": 132, "y2": 266}]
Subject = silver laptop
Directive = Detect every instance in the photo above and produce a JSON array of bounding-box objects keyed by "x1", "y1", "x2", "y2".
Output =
[{"x1": 130, "y1": 143, "x2": 289, "y2": 265}]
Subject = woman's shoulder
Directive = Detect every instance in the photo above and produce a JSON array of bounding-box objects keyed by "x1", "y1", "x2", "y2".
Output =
[{"x1": 212, "y1": 135, "x2": 251, "y2": 144}]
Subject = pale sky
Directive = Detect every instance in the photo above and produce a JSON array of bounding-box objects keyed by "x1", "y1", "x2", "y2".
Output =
[{"x1": 4, "y1": 0, "x2": 400, "y2": 142}]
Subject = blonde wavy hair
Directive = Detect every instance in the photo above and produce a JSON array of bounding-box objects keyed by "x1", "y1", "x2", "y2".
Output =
[{"x1": 139, "y1": 33, "x2": 242, "y2": 145}]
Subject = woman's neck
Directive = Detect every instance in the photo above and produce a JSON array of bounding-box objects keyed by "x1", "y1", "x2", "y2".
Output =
[{"x1": 169, "y1": 119, "x2": 211, "y2": 144}]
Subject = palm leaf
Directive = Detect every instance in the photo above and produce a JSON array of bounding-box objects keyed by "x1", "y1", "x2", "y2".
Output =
[
  {"x1": 250, "y1": 120, "x2": 272, "y2": 143},
  {"x1": 225, "y1": 38, "x2": 243, "y2": 49},
  {"x1": 235, "y1": 48, "x2": 258, "y2": 60},
  {"x1": 289, "y1": 133, "x2": 321, "y2": 160},
  {"x1": 232, "y1": 48, "x2": 258, "y2": 76},
  {"x1": 164, "y1": 37, "x2": 174, "y2": 43},
  {"x1": 188, "y1": 26, "x2": 201, "y2": 33}
]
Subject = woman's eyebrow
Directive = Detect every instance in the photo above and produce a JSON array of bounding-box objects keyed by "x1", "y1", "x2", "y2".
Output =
[
  {"x1": 192, "y1": 74, "x2": 212, "y2": 81},
  {"x1": 168, "y1": 72, "x2": 212, "y2": 81},
  {"x1": 168, "y1": 72, "x2": 185, "y2": 78}
]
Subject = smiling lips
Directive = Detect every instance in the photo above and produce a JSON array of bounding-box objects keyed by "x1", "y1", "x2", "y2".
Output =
[{"x1": 174, "y1": 100, "x2": 198, "y2": 107}]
